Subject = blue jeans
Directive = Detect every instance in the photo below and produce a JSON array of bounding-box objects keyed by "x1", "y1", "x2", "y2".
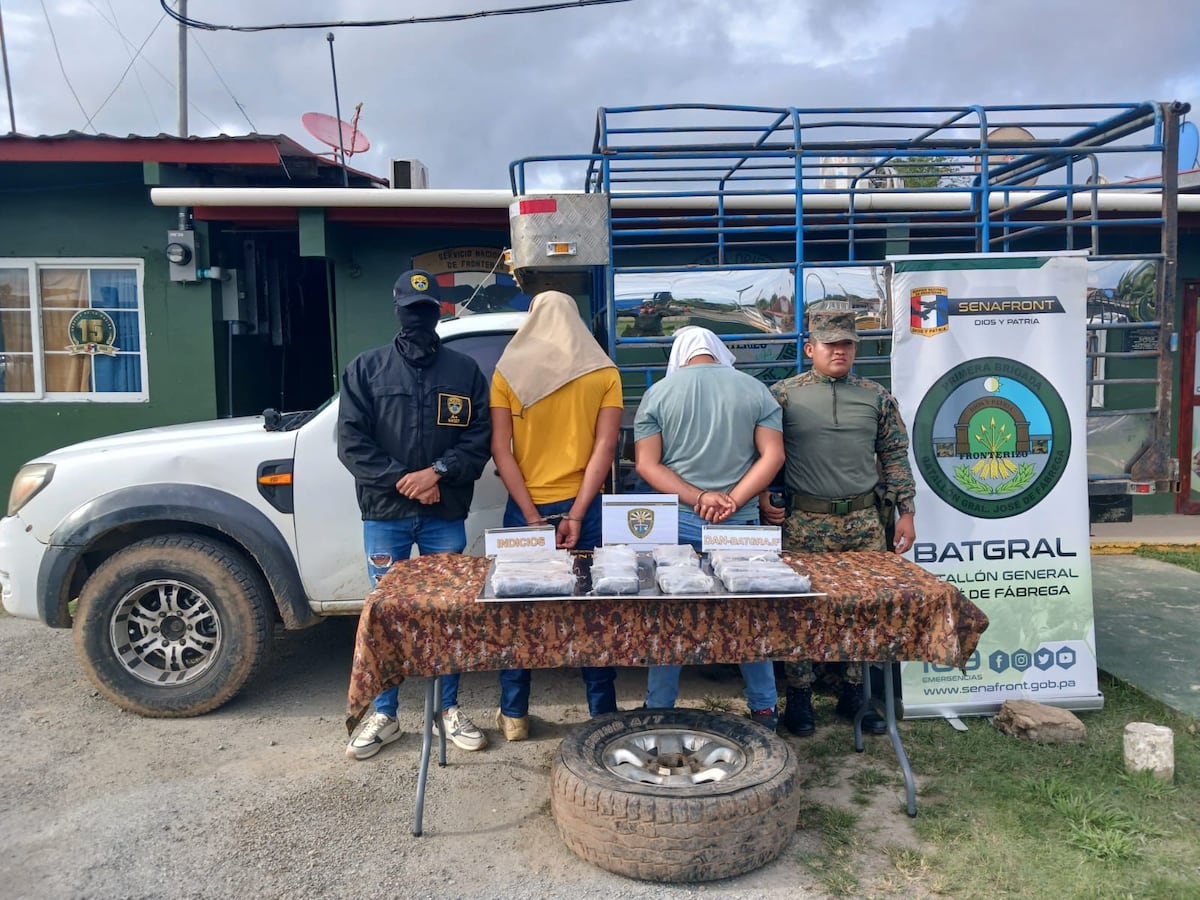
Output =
[
  {"x1": 645, "y1": 505, "x2": 778, "y2": 712},
  {"x1": 365, "y1": 515, "x2": 466, "y2": 718},
  {"x1": 498, "y1": 496, "x2": 617, "y2": 717}
]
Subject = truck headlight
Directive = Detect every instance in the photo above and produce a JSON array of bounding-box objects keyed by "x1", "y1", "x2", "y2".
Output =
[{"x1": 7, "y1": 463, "x2": 55, "y2": 517}]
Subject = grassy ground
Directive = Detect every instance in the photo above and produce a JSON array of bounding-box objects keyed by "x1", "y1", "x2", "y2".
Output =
[
  {"x1": 788, "y1": 540, "x2": 1200, "y2": 897},
  {"x1": 904, "y1": 674, "x2": 1197, "y2": 898},
  {"x1": 786, "y1": 673, "x2": 1199, "y2": 899},
  {"x1": 1134, "y1": 545, "x2": 1200, "y2": 574}
]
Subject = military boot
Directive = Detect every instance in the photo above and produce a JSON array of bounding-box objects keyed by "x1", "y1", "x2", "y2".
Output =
[
  {"x1": 783, "y1": 686, "x2": 815, "y2": 737},
  {"x1": 836, "y1": 683, "x2": 887, "y2": 735}
]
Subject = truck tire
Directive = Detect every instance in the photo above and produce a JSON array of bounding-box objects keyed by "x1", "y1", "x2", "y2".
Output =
[
  {"x1": 73, "y1": 534, "x2": 273, "y2": 717},
  {"x1": 551, "y1": 708, "x2": 801, "y2": 883}
]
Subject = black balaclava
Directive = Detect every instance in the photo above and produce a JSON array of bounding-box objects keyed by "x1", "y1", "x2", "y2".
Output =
[{"x1": 394, "y1": 302, "x2": 440, "y2": 367}]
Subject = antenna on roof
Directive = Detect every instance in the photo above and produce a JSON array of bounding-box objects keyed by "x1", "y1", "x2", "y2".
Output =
[
  {"x1": 1, "y1": 0, "x2": 18, "y2": 132},
  {"x1": 313, "y1": 32, "x2": 370, "y2": 186}
]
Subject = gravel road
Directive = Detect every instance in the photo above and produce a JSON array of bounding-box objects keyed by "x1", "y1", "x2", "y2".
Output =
[{"x1": 0, "y1": 614, "x2": 923, "y2": 899}]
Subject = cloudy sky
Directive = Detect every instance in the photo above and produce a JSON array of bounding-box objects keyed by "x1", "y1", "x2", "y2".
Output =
[{"x1": 2, "y1": 0, "x2": 1198, "y2": 188}]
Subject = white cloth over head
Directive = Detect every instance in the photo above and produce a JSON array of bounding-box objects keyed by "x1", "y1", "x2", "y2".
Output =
[{"x1": 666, "y1": 325, "x2": 737, "y2": 375}]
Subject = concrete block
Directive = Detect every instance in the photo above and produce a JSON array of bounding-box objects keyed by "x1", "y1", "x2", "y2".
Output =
[{"x1": 1123, "y1": 721, "x2": 1174, "y2": 781}]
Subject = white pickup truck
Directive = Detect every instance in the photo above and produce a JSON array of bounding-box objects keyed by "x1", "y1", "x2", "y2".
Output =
[{"x1": 0, "y1": 312, "x2": 527, "y2": 717}]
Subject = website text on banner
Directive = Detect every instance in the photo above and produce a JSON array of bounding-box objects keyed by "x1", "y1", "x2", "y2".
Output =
[{"x1": 890, "y1": 254, "x2": 1099, "y2": 717}]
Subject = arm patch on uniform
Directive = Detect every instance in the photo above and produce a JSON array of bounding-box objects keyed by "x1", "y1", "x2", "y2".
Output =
[{"x1": 437, "y1": 393, "x2": 471, "y2": 426}]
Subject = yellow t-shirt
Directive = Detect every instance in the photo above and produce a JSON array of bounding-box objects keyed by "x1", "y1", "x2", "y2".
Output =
[{"x1": 491, "y1": 367, "x2": 623, "y2": 504}]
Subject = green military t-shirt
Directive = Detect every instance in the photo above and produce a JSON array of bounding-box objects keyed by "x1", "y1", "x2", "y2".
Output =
[{"x1": 633, "y1": 364, "x2": 782, "y2": 514}]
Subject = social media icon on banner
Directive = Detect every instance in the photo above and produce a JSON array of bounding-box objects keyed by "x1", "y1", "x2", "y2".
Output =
[
  {"x1": 1055, "y1": 647, "x2": 1077, "y2": 669},
  {"x1": 1034, "y1": 649, "x2": 1055, "y2": 671},
  {"x1": 1012, "y1": 649, "x2": 1033, "y2": 672},
  {"x1": 989, "y1": 650, "x2": 1010, "y2": 673}
]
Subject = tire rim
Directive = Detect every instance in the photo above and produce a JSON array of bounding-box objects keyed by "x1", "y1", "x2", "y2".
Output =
[
  {"x1": 109, "y1": 579, "x2": 222, "y2": 686},
  {"x1": 602, "y1": 727, "x2": 747, "y2": 786}
]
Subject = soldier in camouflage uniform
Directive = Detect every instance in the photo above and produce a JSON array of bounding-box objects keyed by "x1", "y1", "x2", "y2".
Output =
[{"x1": 761, "y1": 309, "x2": 916, "y2": 737}]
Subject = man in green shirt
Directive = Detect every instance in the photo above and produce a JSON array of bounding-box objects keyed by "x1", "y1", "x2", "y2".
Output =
[{"x1": 762, "y1": 309, "x2": 916, "y2": 737}]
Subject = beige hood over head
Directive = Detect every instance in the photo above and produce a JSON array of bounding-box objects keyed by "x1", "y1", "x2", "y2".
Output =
[{"x1": 494, "y1": 290, "x2": 616, "y2": 410}]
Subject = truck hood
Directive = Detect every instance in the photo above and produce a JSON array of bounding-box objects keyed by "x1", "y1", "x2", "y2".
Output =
[{"x1": 37, "y1": 416, "x2": 288, "y2": 462}]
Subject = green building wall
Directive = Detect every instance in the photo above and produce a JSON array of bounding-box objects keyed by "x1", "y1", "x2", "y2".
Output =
[
  {"x1": 322, "y1": 223, "x2": 509, "y2": 371},
  {"x1": 0, "y1": 163, "x2": 218, "y2": 492}
]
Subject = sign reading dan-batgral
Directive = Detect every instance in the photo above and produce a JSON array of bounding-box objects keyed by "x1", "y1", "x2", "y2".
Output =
[
  {"x1": 891, "y1": 253, "x2": 1100, "y2": 717},
  {"x1": 602, "y1": 494, "x2": 679, "y2": 547}
]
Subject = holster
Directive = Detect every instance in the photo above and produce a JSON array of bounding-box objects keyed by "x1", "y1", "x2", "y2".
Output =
[{"x1": 875, "y1": 483, "x2": 897, "y2": 551}]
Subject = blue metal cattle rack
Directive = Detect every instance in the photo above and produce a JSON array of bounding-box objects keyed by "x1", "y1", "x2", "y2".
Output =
[{"x1": 509, "y1": 101, "x2": 1185, "y2": 499}]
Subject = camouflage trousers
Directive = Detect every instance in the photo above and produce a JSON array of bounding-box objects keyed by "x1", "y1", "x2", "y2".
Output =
[
  {"x1": 781, "y1": 506, "x2": 885, "y2": 554},
  {"x1": 782, "y1": 507, "x2": 884, "y2": 690}
]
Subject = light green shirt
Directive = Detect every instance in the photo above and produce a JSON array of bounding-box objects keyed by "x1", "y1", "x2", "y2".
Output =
[{"x1": 633, "y1": 364, "x2": 782, "y2": 514}]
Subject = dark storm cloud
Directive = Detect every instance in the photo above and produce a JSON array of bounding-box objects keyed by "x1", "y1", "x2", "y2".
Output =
[{"x1": 3, "y1": 0, "x2": 1196, "y2": 187}]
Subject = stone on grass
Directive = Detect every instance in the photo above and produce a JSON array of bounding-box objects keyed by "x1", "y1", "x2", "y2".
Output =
[
  {"x1": 993, "y1": 699, "x2": 1087, "y2": 743},
  {"x1": 1123, "y1": 721, "x2": 1174, "y2": 781}
]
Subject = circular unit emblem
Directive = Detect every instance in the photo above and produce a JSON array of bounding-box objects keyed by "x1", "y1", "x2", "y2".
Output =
[
  {"x1": 912, "y1": 356, "x2": 1070, "y2": 519},
  {"x1": 67, "y1": 309, "x2": 118, "y2": 356}
]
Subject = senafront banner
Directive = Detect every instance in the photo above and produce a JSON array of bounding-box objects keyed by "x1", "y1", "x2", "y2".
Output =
[{"x1": 891, "y1": 254, "x2": 1100, "y2": 717}]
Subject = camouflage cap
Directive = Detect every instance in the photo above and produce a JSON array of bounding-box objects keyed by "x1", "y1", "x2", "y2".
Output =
[{"x1": 807, "y1": 310, "x2": 860, "y2": 344}]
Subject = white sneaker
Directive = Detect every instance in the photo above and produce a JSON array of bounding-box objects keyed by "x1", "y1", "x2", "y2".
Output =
[
  {"x1": 345, "y1": 712, "x2": 402, "y2": 760},
  {"x1": 435, "y1": 705, "x2": 488, "y2": 751}
]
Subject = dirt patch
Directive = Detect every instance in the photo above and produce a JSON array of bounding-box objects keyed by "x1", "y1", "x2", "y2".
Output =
[{"x1": 0, "y1": 615, "x2": 938, "y2": 899}]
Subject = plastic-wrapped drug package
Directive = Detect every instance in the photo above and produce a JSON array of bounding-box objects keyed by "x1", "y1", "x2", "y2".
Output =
[
  {"x1": 651, "y1": 545, "x2": 699, "y2": 568},
  {"x1": 589, "y1": 565, "x2": 641, "y2": 595},
  {"x1": 491, "y1": 555, "x2": 577, "y2": 598},
  {"x1": 656, "y1": 565, "x2": 714, "y2": 595},
  {"x1": 716, "y1": 565, "x2": 812, "y2": 594},
  {"x1": 708, "y1": 550, "x2": 782, "y2": 573},
  {"x1": 588, "y1": 545, "x2": 640, "y2": 595}
]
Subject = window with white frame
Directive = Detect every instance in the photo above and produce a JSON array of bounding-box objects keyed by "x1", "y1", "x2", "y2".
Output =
[{"x1": 0, "y1": 260, "x2": 147, "y2": 401}]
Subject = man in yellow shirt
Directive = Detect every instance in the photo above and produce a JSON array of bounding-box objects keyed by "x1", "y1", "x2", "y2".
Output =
[{"x1": 490, "y1": 289, "x2": 623, "y2": 739}]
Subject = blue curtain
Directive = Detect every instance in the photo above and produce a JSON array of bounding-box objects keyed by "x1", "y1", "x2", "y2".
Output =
[{"x1": 90, "y1": 270, "x2": 141, "y2": 393}]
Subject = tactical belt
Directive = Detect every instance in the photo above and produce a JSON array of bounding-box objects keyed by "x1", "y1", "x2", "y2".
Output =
[{"x1": 791, "y1": 490, "x2": 877, "y2": 516}]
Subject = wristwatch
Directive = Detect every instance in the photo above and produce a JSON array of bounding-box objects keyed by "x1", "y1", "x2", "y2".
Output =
[{"x1": 431, "y1": 458, "x2": 449, "y2": 477}]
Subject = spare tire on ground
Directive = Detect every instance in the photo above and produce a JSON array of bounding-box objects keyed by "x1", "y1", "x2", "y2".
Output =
[{"x1": 550, "y1": 708, "x2": 801, "y2": 883}]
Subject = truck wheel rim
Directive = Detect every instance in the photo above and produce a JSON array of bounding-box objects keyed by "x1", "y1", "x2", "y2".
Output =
[
  {"x1": 601, "y1": 727, "x2": 747, "y2": 786},
  {"x1": 109, "y1": 579, "x2": 222, "y2": 686}
]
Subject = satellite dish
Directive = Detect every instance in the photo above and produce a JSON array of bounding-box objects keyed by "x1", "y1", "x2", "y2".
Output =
[
  {"x1": 985, "y1": 125, "x2": 1038, "y2": 186},
  {"x1": 302, "y1": 111, "x2": 370, "y2": 157},
  {"x1": 1178, "y1": 121, "x2": 1199, "y2": 172}
]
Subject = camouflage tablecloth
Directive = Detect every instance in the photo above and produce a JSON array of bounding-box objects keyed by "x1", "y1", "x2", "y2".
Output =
[{"x1": 347, "y1": 551, "x2": 988, "y2": 730}]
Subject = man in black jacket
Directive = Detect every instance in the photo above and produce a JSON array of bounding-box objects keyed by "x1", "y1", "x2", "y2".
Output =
[{"x1": 338, "y1": 269, "x2": 492, "y2": 760}]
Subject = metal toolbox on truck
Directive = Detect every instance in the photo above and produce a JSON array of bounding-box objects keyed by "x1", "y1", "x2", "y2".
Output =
[{"x1": 508, "y1": 193, "x2": 610, "y2": 269}]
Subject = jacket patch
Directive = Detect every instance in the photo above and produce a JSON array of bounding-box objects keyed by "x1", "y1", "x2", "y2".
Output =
[{"x1": 437, "y1": 393, "x2": 470, "y2": 427}]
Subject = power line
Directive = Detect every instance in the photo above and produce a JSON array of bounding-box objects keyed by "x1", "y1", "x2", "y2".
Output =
[
  {"x1": 158, "y1": 0, "x2": 634, "y2": 32},
  {"x1": 190, "y1": 31, "x2": 257, "y2": 132},
  {"x1": 96, "y1": 0, "x2": 166, "y2": 131},
  {"x1": 39, "y1": 0, "x2": 93, "y2": 132},
  {"x1": 84, "y1": 12, "x2": 168, "y2": 132}
]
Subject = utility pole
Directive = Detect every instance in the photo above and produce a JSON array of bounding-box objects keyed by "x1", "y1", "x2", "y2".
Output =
[
  {"x1": 0, "y1": 0, "x2": 17, "y2": 133},
  {"x1": 177, "y1": 0, "x2": 187, "y2": 137}
]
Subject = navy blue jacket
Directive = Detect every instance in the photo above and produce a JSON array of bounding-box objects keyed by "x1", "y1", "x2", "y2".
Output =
[{"x1": 337, "y1": 338, "x2": 491, "y2": 521}]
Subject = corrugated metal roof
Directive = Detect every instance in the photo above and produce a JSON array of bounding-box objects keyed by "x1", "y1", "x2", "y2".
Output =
[{"x1": 0, "y1": 131, "x2": 385, "y2": 183}]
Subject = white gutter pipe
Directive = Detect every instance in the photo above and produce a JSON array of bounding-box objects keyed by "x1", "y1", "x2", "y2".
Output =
[{"x1": 149, "y1": 186, "x2": 1200, "y2": 213}]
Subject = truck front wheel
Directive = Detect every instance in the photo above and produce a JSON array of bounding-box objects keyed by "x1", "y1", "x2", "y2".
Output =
[{"x1": 73, "y1": 534, "x2": 273, "y2": 717}]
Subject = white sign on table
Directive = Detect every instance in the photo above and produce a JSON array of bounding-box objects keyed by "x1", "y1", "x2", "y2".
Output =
[
  {"x1": 701, "y1": 525, "x2": 782, "y2": 553},
  {"x1": 601, "y1": 494, "x2": 679, "y2": 547},
  {"x1": 484, "y1": 525, "x2": 556, "y2": 558}
]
